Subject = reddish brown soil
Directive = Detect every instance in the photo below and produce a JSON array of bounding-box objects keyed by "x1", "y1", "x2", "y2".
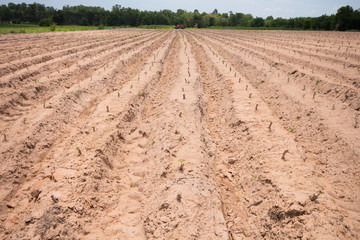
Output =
[{"x1": 0, "y1": 29, "x2": 359, "y2": 239}]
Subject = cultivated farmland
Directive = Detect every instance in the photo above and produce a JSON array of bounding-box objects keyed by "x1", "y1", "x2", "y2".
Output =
[{"x1": 0, "y1": 29, "x2": 359, "y2": 239}]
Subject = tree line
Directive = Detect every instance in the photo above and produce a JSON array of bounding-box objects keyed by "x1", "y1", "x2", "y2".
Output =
[{"x1": 0, "y1": 2, "x2": 359, "y2": 31}]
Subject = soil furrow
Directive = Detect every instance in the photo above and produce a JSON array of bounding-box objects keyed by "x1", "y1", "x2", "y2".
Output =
[
  {"x1": 0, "y1": 31, "x2": 168, "y2": 123},
  {"x1": 0, "y1": 29, "x2": 359, "y2": 240},
  {"x1": 0, "y1": 31, "x2": 172, "y2": 228},
  {"x1": 202, "y1": 31, "x2": 360, "y2": 90},
  {"x1": 187, "y1": 30, "x2": 359, "y2": 239}
]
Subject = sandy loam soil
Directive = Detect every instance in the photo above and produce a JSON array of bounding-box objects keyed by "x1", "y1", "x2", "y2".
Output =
[{"x1": 0, "y1": 29, "x2": 359, "y2": 239}]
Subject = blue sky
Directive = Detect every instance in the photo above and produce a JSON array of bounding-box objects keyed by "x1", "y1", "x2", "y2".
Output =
[{"x1": 3, "y1": 0, "x2": 360, "y2": 18}]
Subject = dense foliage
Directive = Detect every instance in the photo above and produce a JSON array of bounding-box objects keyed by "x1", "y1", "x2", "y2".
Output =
[{"x1": 0, "y1": 2, "x2": 359, "y2": 31}]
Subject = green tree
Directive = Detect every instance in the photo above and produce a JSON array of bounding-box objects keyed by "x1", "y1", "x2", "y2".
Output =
[
  {"x1": 251, "y1": 17, "x2": 264, "y2": 27},
  {"x1": 79, "y1": 17, "x2": 89, "y2": 26},
  {"x1": 336, "y1": 5, "x2": 353, "y2": 30},
  {"x1": 303, "y1": 19, "x2": 311, "y2": 29},
  {"x1": 239, "y1": 14, "x2": 253, "y2": 27},
  {"x1": 38, "y1": 17, "x2": 52, "y2": 26}
]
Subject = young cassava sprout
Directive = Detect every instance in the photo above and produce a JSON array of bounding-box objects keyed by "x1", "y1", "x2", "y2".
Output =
[{"x1": 76, "y1": 147, "x2": 81, "y2": 156}]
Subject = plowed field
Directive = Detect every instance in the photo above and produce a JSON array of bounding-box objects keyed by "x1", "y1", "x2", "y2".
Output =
[{"x1": 0, "y1": 29, "x2": 359, "y2": 239}]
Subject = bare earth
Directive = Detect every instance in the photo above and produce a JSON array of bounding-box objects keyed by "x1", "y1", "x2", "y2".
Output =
[{"x1": 0, "y1": 29, "x2": 359, "y2": 239}]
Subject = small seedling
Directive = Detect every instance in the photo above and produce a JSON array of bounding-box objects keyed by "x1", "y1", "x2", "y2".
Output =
[
  {"x1": 316, "y1": 80, "x2": 321, "y2": 85},
  {"x1": 176, "y1": 193, "x2": 182, "y2": 202},
  {"x1": 303, "y1": 85, "x2": 306, "y2": 91},
  {"x1": 23, "y1": 118, "x2": 27, "y2": 124},
  {"x1": 309, "y1": 190, "x2": 323, "y2": 201},
  {"x1": 183, "y1": 94, "x2": 186, "y2": 100},
  {"x1": 202, "y1": 134, "x2": 207, "y2": 147},
  {"x1": 246, "y1": 85, "x2": 248, "y2": 90},
  {"x1": 179, "y1": 162, "x2": 184, "y2": 172},
  {"x1": 249, "y1": 93, "x2": 252, "y2": 98},
  {"x1": 313, "y1": 92, "x2": 316, "y2": 99},
  {"x1": 281, "y1": 149, "x2": 289, "y2": 160},
  {"x1": 289, "y1": 128, "x2": 295, "y2": 133},
  {"x1": 178, "y1": 135, "x2": 183, "y2": 141},
  {"x1": 178, "y1": 159, "x2": 185, "y2": 172},
  {"x1": 106, "y1": 106, "x2": 109, "y2": 112},
  {"x1": 20, "y1": 149, "x2": 28, "y2": 154},
  {"x1": 76, "y1": 147, "x2": 81, "y2": 156},
  {"x1": 251, "y1": 174, "x2": 257, "y2": 179}
]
